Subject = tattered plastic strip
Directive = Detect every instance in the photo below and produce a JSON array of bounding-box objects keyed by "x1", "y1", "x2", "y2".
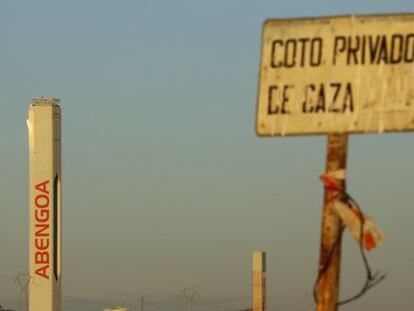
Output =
[
  {"x1": 320, "y1": 170, "x2": 385, "y2": 251},
  {"x1": 333, "y1": 199, "x2": 385, "y2": 251},
  {"x1": 320, "y1": 169, "x2": 346, "y2": 194}
]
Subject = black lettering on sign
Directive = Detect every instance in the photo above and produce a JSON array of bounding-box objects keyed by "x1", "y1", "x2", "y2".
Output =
[
  {"x1": 360, "y1": 36, "x2": 367, "y2": 65},
  {"x1": 368, "y1": 36, "x2": 381, "y2": 63},
  {"x1": 343, "y1": 83, "x2": 354, "y2": 112},
  {"x1": 328, "y1": 83, "x2": 341, "y2": 113},
  {"x1": 333, "y1": 36, "x2": 346, "y2": 65},
  {"x1": 282, "y1": 84, "x2": 293, "y2": 114},
  {"x1": 268, "y1": 86, "x2": 279, "y2": 114},
  {"x1": 271, "y1": 40, "x2": 283, "y2": 68},
  {"x1": 347, "y1": 36, "x2": 360, "y2": 65},
  {"x1": 272, "y1": 33, "x2": 414, "y2": 67},
  {"x1": 390, "y1": 34, "x2": 403, "y2": 64},
  {"x1": 284, "y1": 39, "x2": 297, "y2": 67},
  {"x1": 405, "y1": 34, "x2": 414, "y2": 62},
  {"x1": 377, "y1": 36, "x2": 389, "y2": 64},
  {"x1": 302, "y1": 84, "x2": 316, "y2": 113},
  {"x1": 315, "y1": 85, "x2": 326, "y2": 113},
  {"x1": 333, "y1": 33, "x2": 414, "y2": 65},
  {"x1": 298, "y1": 38, "x2": 310, "y2": 67},
  {"x1": 267, "y1": 85, "x2": 293, "y2": 115},
  {"x1": 302, "y1": 82, "x2": 354, "y2": 114},
  {"x1": 310, "y1": 38, "x2": 323, "y2": 66},
  {"x1": 270, "y1": 37, "x2": 323, "y2": 68}
]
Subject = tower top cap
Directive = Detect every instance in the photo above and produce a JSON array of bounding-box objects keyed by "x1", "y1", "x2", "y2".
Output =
[
  {"x1": 252, "y1": 251, "x2": 266, "y2": 272},
  {"x1": 31, "y1": 96, "x2": 61, "y2": 106}
]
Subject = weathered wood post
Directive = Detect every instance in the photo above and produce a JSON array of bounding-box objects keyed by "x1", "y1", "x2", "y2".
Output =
[{"x1": 316, "y1": 134, "x2": 348, "y2": 311}]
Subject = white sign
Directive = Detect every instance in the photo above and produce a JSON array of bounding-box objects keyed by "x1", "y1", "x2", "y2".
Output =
[{"x1": 256, "y1": 14, "x2": 414, "y2": 136}]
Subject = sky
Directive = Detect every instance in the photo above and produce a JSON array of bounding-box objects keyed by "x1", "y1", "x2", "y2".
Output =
[{"x1": 0, "y1": 1, "x2": 413, "y2": 310}]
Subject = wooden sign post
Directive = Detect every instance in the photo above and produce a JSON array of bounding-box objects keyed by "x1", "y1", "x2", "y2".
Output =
[
  {"x1": 256, "y1": 14, "x2": 414, "y2": 311},
  {"x1": 317, "y1": 134, "x2": 348, "y2": 310}
]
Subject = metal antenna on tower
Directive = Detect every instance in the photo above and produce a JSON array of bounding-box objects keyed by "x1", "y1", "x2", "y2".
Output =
[
  {"x1": 13, "y1": 272, "x2": 30, "y2": 311},
  {"x1": 182, "y1": 286, "x2": 197, "y2": 311}
]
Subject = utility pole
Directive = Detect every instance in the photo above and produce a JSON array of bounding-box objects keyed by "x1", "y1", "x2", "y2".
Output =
[
  {"x1": 183, "y1": 286, "x2": 196, "y2": 311},
  {"x1": 316, "y1": 134, "x2": 348, "y2": 311},
  {"x1": 14, "y1": 272, "x2": 30, "y2": 311},
  {"x1": 140, "y1": 296, "x2": 144, "y2": 311}
]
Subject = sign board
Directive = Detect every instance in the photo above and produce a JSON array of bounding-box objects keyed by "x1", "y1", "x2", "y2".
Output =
[{"x1": 256, "y1": 14, "x2": 414, "y2": 136}]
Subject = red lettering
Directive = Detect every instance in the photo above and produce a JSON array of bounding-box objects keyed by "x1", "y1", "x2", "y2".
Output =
[
  {"x1": 35, "y1": 194, "x2": 49, "y2": 208},
  {"x1": 35, "y1": 265, "x2": 49, "y2": 279},
  {"x1": 35, "y1": 208, "x2": 49, "y2": 222},
  {"x1": 35, "y1": 223, "x2": 49, "y2": 237},
  {"x1": 35, "y1": 251, "x2": 49, "y2": 264},
  {"x1": 35, "y1": 238, "x2": 50, "y2": 250},
  {"x1": 33, "y1": 180, "x2": 51, "y2": 280},
  {"x1": 35, "y1": 180, "x2": 49, "y2": 194}
]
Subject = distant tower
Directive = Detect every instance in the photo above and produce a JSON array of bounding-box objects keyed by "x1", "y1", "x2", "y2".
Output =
[
  {"x1": 252, "y1": 251, "x2": 266, "y2": 311},
  {"x1": 27, "y1": 97, "x2": 62, "y2": 311}
]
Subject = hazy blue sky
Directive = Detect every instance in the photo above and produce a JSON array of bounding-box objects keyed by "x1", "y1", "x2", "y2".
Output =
[{"x1": 1, "y1": 1, "x2": 413, "y2": 310}]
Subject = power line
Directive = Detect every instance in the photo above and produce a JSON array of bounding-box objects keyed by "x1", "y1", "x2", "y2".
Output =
[
  {"x1": 13, "y1": 272, "x2": 30, "y2": 311},
  {"x1": 182, "y1": 286, "x2": 196, "y2": 311}
]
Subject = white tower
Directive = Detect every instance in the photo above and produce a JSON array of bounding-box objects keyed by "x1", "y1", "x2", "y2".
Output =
[{"x1": 27, "y1": 97, "x2": 62, "y2": 311}]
